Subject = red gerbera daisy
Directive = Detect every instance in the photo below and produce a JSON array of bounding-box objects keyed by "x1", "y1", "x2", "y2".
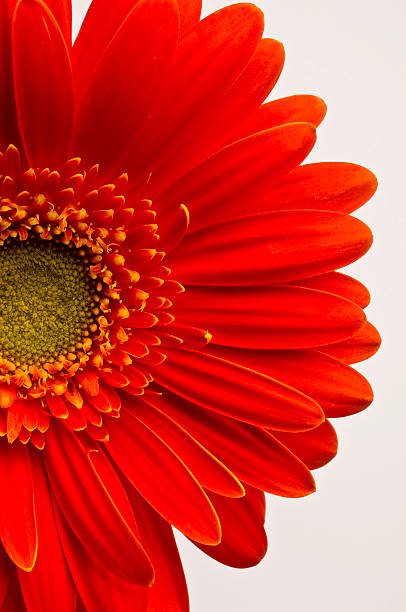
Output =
[{"x1": 0, "y1": 0, "x2": 380, "y2": 609}]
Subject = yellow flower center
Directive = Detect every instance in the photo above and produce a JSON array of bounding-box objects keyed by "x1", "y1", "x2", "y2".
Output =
[{"x1": 0, "y1": 236, "x2": 97, "y2": 367}]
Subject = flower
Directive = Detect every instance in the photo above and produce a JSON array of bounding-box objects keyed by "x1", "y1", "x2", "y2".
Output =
[{"x1": 0, "y1": 0, "x2": 380, "y2": 609}]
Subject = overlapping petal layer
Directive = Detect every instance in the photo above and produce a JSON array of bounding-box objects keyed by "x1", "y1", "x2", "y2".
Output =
[{"x1": 0, "y1": 0, "x2": 379, "y2": 610}]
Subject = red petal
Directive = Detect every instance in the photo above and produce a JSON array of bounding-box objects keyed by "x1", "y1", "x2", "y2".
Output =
[
  {"x1": 167, "y1": 210, "x2": 373, "y2": 286},
  {"x1": 287, "y1": 271, "x2": 371, "y2": 308},
  {"x1": 208, "y1": 346, "x2": 373, "y2": 418},
  {"x1": 12, "y1": 0, "x2": 73, "y2": 167},
  {"x1": 45, "y1": 0, "x2": 72, "y2": 44},
  {"x1": 157, "y1": 204, "x2": 189, "y2": 254},
  {"x1": 73, "y1": 0, "x2": 140, "y2": 96},
  {"x1": 132, "y1": 398, "x2": 244, "y2": 497},
  {"x1": 0, "y1": 442, "x2": 37, "y2": 571},
  {"x1": 43, "y1": 423, "x2": 154, "y2": 585},
  {"x1": 86, "y1": 446, "x2": 144, "y2": 539},
  {"x1": 267, "y1": 162, "x2": 378, "y2": 213},
  {"x1": 195, "y1": 487, "x2": 267, "y2": 568},
  {"x1": 173, "y1": 285, "x2": 366, "y2": 349},
  {"x1": 151, "y1": 393, "x2": 316, "y2": 497},
  {"x1": 55, "y1": 510, "x2": 148, "y2": 612},
  {"x1": 0, "y1": 3, "x2": 19, "y2": 149},
  {"x1": 0, "y1": 549, "x2": 10, "y2": 608},
  {"x1": 232, "y1": 95, "x2": 327, "y2": 140},
  {"x1": 272, "y1": 420, "x2": 338, "y2": 470},
  {"x1": 107, "y1": 408, "x2": 221, "y2": 545},
  {"x1": 72, "y1": 0, "x2": 180, "y2": 174},
  {"x1": 126, "y1": 486, "x2": 189, "y2": 612},
  {"x1": 123, "y1": 3, "x2": 264, "y2": 188},
  {"x1": 157, "y1": 123, "x2": 317, "y2": 232},
  {"x1": 148, "y1": 38, "x2": 285, "y2": 196},
  {"x1": 17, "y1": 452, "x2": 76, "y2": 612},
  {"x1": 318, "y1": 321, "x2": 381, "y2": 364},
  {"x1": 151, "y1": 347, "x2": 324, "y2": 431},
  {"x1": 71, "y1": 0, "x2": 195, "y2": 94},
  {"x1": 0, "y1": 574, "x2": 26, "y2": 612},
  {"x1": 176, "y1": 0, "x2": 201, "y2": 32}
]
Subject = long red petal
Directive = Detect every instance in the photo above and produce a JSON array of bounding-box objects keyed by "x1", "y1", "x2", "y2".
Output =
[
  {"x1": 72, "y1": 0, "x2": 180, "y2": 174},
  {"x1": 167, "y1": 210, "x2": 373, "y2": 286},
  {"x1": 45, "y1": 0, "x2": 72, "y2": 44},
  {"x1": 272, "y1": 420, "x2": 338, "y2": 470},
  {"x1": 132, "y1": 398, "x2": 244, "y2": 497},
  {"x1": 150, "y1": 393, "x2": 316, "y2": 497},
  {"x1": 17, "y1": 452, "x2": 76, "y2": 612},
  {"x1": 73, "y1": 0, "x2": 139, "y2": 94},
  {"x1": 12, "y1": 0, "x2": 73, "y2": 167},
  {"x1": 194, "y1": 487, "x2": 267, "y2": 568},
  {"x1": 317, "y1": 321, "x2": 381, "y2": 364},
  {"x1": 151, "y1": 347, "x2": 324, "y2": 431},
  {"x1": 232, "y1": 95, "x2": 327, "y2": 140},
  {"x1": 123, "y1": 3, "x2": 264, "y2": 189},
  {"x1": 157, "y1": 123, "x2": 316, "y2": 231},
  {"x1": 106, "y1": 408, "x2": 221, "y2": 545},
  {"x1": 43, "y1": 423, "x2": 154, "y2": 585},
  {"x1": 287, "y1": 271, "x2": 371, "y2": 308},
  {"x1": 0, "y1": 442, "x2": 37, "y2": 571},
  {"x1": 267, "y1": 162, "x2": 378, "y2": 213},
  {"x1": 55, "y1": 510, "x2": 148, "y2": 612},
  {"x1": 126, "y1": 486, "x2": 189, "y2": 612},
  {"x1": 148, "y1": 38, "x2": 285, "y2": 196},
  {"x1": 208, "y1": 346, "x2": 373, "y2": 418},
  {"x1": 173, "y1": 285, "x2": 366, "y2": 349}
]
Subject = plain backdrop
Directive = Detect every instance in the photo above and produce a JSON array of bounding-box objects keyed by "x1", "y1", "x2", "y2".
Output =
[{"x1": 72, "y1": 1, "x2": 405, "y2": 610}]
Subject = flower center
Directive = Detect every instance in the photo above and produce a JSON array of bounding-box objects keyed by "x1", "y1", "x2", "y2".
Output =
[{"x1": 0, "y1": 236, "x2": 97, "y2": 367}]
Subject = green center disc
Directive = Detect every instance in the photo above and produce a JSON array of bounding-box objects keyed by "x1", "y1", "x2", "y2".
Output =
[{"x1": 0, "y1": 238, "x2": 95, "y2": 366}]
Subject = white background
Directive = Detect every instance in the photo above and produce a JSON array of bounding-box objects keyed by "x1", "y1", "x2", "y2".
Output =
[{"x1": 72, "y1": 1, "x2": 405, "y2": 610}]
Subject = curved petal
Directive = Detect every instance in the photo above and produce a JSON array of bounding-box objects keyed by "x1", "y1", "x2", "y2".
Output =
[
  {"x1": 287, "y1": 271, "x2": 371, "y2": 308},
  {"x1": 148, "y1": 38, "x2": 285, "y2": 197},
  {"x1": 73, "y1": 0, "x2": 139, "y2": 94},
  {"x1": 151, "y1": 347, "x2": 324, "y2": 431},
  {"x1": 54, "y1": 509, "x2": 148, "y2": 612},
  {"x1": 12, "y1": 0, "x2": 73, "y2": 167},
  {"x1": 317, "y1": 321, "x2": 381, "y2": 364},
  {"x1": 194, "y1": 487, "x2": 267, "y2": 568},
  {"x1": 173, "y1": 285, "x2": 366, "y2": 349},
  {"x1": 166, "y1": 210, "x2": 373, "y2": 286},
  {"x1": 43, "y1": 423, "x2": 154, "y2": 586},
  {"x1": 17, "y1": 452, "x2": 76, "y2": 612},
  {"x1": 232, "y1": 95, "x2": 327, "y2": 140},
  {"x1": 125, "y1": 486, "x2": 189, "y2": 612},
  {"x1": 45, "y1": 0, "x2": 72, "y2": 44},
  {"x1": 0, "y1": 442, "x2": 37, "y2": 571},
  {"x1": 72, "y1": 0, "x2": 197, "y2": 89},
  {"x1": 107, "y1": 408, "x2": 221, "y2": 545},
  {"x1": 157, "y1": 123, "x2": 317, "y2": 231},
  {"x1": 272, "y1": 420, "x2": 338, "y2": 470},
  {"x1": 208, "y1": 346, "x2": 374, "y2": 418},
  {"x1": 131, "y1": 398, "x2": 244, "y2": 497},
  {"x1": 72, "y1": 0, "x2": 180, "y2": 174},
  {"x1": 123, "y1": 3, "x2": 264, "y2": 189},
  {"x1": 267, "y1": 162, "x2": 378, "y2": 213},
  {"x1": 150, "y1": 393, "x2": 316, "y2": 497}
]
